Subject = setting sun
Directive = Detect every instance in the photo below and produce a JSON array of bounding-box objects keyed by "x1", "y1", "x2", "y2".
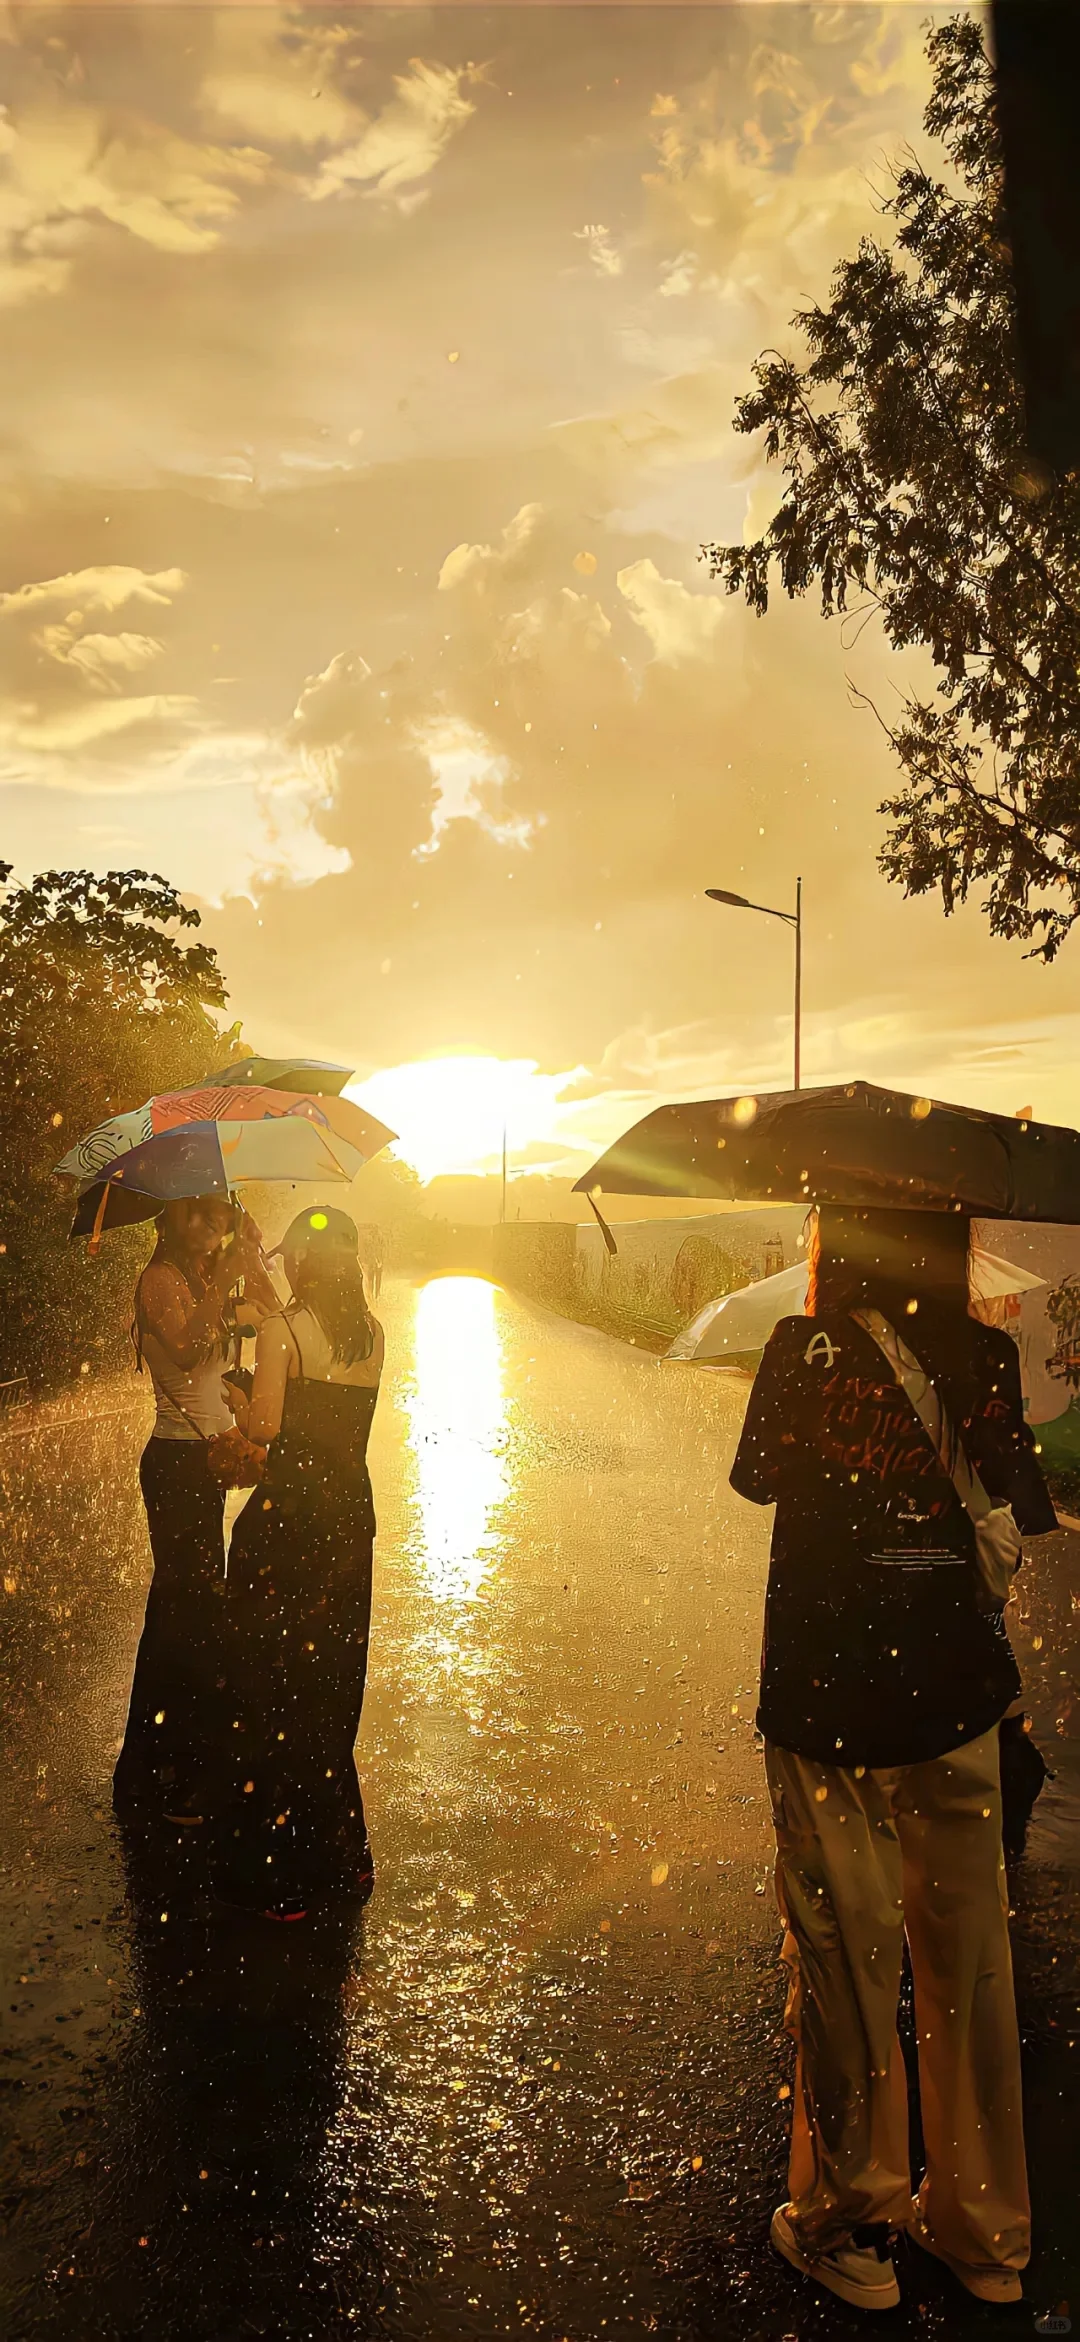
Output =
[{"x1": 348, "y1": 1055, "x2": 574, "y2": 1184}]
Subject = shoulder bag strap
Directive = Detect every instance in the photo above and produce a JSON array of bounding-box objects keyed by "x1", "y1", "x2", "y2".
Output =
[{"x1": 851, "y1": 1306, "x2": 994, "y2": 1527}]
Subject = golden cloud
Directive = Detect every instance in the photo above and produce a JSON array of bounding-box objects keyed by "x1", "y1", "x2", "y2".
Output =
[
  {"x1": 0, "y1": 564, "x2": 187, "y2": 616},
  {"x1": 617, "y1": 558, "x2": 728, "y2": 665},
  {"x1": 199, "y1": 12, "x2": 364, "y2": 150},
  {"x1": 307, "y1": 60, "x2": 478, "y2": 207},
  {"x1": 0, "y1": 101, "x2": 271, "y2": 307},
  {"x1": 438, "y1": 502, "x2": 545, "y2": 595},
  {"x1": 0, "y1": 693, "x2": 195, "y2": 753},
  {"x1": 36, "y1": 626, "x2": 165, "y2": 693}
]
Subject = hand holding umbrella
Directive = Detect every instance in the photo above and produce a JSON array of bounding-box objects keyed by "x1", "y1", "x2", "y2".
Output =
[{"x1": 225, "y1": 1207, "x2": 281, "y2": 1329}]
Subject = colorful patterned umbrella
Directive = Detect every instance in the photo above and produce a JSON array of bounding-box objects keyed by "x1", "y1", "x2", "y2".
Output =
[
  {"x1": 55, "y1": 1084, "x2": 387, "y2": 1186},
  {"x1": 69, "y1": 1109, "x2": 395, "y2": 1246},
  {"x1": 180, "y1": 1056, "x2": 353, "y2": 1095}
]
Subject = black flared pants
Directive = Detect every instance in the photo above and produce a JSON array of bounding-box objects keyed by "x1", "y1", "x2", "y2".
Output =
[{"x1": 113, "y1": 1438, "x2": 227, "y2": 1811}]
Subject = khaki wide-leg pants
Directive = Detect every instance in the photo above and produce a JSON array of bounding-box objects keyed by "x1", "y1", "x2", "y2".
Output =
[{"x1": 765, "y1": 1725, "x2": 1030, "y2": 2274}]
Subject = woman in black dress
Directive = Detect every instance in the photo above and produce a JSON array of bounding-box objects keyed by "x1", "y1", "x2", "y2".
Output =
[{"x1": 213, "y1": 1206, "x2": 384, "y2": 1918}]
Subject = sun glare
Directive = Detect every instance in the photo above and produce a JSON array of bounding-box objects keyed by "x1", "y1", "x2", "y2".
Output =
[
  {"x1": 349, "y1": 1054, "x2": 572, "y2": 1183},
  {"x1": 402, "y1": 1277, "x2": 510, "y2": 1605}
]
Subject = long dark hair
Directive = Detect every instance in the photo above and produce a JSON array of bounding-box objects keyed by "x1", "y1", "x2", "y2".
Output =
[
  {"x1": 806, "y1": 1204, "x2": 972, "y2": 1323},
  {"x1": 288, "y1": 1252, "x2": 374, "y2": 1367},
  {"x1": 132, "y1": 1196, "x2": 235, "y2": 1364}
]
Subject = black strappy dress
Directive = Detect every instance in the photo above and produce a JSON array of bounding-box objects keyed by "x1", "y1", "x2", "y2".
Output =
[{"x1": 213, "y1": 1316, "x2": 378, "y2": 1905}]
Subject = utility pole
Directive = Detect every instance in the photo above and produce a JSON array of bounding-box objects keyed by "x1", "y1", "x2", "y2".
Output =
[
  {"x1": 793, "y1": 875, "x2": 802, "y2": 1092},
  {"x1": 500, "y1": 1120, "x2": 508, "y2": 1224}
]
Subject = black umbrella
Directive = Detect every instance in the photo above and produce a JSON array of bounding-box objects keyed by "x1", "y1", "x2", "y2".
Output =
[
  {"x1": 178, "y1": 1056, "x2": 354, "y2": 1096},
  {"x1": 573, "y1": 1081, "x2": 1080, "y2": 1222}
]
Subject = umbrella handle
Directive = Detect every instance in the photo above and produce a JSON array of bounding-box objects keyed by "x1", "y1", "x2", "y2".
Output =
[
  {"x1": 586, "y1": 1193, "x2": 619, "y2": 1257},
  {"x1": 87, "y1": 1179, "x2": 114, "y2": 1258}
]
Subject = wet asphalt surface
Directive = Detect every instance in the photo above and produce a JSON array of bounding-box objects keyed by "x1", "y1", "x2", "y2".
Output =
[{"x1": 1, "y1": 1275, "x2": 1078, "y2": 2342}]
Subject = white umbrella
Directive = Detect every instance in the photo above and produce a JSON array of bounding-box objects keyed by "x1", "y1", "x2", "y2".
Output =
[
  {"x1": 668, "y1": 1262, "x2": 807, "y2": 1364},
  {"x1": 668, "y1": 1247, "x2": 1046, "y2": 1366}
]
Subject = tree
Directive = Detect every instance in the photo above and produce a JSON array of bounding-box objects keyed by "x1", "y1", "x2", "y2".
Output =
[
  {"x1": 0, "y1": 865, "x2": 234, "y2": 1388},
  {"x1": 238, "y1": 1153, "x2": 427, "y2": 1265},
  {"x1": 703, "y1": 16, "x2": 1080, "y2": 959}
]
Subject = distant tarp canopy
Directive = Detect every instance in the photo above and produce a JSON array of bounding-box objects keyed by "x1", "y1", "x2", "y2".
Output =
[{"x1": 574, "y1": 1082, "x2": 1080, "y2": 1223}]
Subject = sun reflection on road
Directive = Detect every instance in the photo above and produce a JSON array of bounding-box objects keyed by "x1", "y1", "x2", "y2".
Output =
[{"x1": 403, "y1": 1277, "x2": 510, "y2": 1604}]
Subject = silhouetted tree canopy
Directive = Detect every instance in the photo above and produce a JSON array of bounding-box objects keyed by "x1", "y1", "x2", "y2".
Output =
[
  {"x1": 703, "y1": 16, "x2": 1080, "y2": 960},
  {"x1": 0, "y1": 864, "x2": 233, "y2": 1386}
]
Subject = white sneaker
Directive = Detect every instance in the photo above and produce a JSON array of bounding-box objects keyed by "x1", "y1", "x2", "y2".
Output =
[
  {"x1": 909, "y1": 2197, "x2": 1024, "y2": 2304},
  {"x1": 770, "y1": 2204, "x2": 901, "y2": 2311}
]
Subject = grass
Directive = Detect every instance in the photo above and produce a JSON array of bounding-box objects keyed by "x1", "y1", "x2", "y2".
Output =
[{"x1": 539, "y1": 1284, "x2": 683, "y2": 1356}]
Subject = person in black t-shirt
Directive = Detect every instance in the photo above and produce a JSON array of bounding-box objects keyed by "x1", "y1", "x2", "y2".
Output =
[{"x1": 730, "y1": 1204, "x2": 1053, "y2": 2314}]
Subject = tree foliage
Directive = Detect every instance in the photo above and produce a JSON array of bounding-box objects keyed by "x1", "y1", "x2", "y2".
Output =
[
  {"x1": 0, "y1": 864, "x2": 234, "y2": 1388},
  {"x1": 703, "y1": 15, "x2": 1080, "y2": 959}
]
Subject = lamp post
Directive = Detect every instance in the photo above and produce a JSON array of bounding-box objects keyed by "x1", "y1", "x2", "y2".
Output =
[{"x1": 706, "y1": 876, "x2": 803, "y2": 1090}]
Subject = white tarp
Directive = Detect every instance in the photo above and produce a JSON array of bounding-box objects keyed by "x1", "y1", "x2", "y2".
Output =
[
  {"x1": 670, "y1": 1242, "x2": 1047, "y2": 1370},
  {"x1": 975, "y1": 1221, "x2": 1080, "y2": 1458}
]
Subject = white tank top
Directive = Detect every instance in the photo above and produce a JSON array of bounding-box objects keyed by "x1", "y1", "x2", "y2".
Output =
[{"x1": 138, "y1": 1271, "x2": 233, "y2": 1443}]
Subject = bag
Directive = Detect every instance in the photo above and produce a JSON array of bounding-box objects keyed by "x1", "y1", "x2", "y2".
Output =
[
  {"x1": 852, "y1": 1308, "x2": 1022, "y2": 1612},
  {"x1": 206, "y1": 1427, "x2": 268, "y2": 1490}
]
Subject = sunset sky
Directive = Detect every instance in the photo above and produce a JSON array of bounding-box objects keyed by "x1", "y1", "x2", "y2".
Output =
[{"x1": 5, "y1": 1, "x2": 1078, "y2": 1184}]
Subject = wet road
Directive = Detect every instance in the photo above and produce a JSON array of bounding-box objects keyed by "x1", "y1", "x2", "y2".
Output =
[{"x1": 2, "y1": 1276, "x2": 1079, "y2": 2342}]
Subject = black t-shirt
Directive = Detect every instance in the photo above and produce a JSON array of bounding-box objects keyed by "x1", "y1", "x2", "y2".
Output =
[{"x1": 729, "y1": 1307, "x2": 1057, "y2": 1766}]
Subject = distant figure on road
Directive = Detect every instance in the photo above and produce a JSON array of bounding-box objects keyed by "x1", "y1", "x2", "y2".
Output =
[
  {"x1": 114, "y1": 1196, "x2": 263, "y2": 1823},
  {"x1": 212, "y1": 1206, "x2": 384, "y2": 1920},
  {"x1": 730, "y1": 1204, "x2": 1055, "y2": 2315},
  {"x1": 356, "y1": 1221, "x2": 383, "y2": 1303}
]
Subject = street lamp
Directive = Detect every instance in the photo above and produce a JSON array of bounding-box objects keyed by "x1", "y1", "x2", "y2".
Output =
[{"x1": 706, "y1": 876, "x2": 803, "y2": 1090}]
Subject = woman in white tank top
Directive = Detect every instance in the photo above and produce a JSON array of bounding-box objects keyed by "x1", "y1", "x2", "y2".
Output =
[{"x1": 113, "y1": 1196, "x2": 267, "y2": 1822}]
